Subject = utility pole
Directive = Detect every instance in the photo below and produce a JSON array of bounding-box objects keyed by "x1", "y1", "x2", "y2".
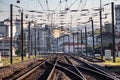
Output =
[
  {"x1": 111, "y1": 2, "x2": 116, "y2": 62},
  {"x1": 34, "y1": 28, "x2": 36, "y2": 57},
  {"x1": 91, "y1": 17, "x2": 95, "y2": 57},
  {"x1": 81, "y1": 30, "x2": 83, "y2": 54},
  {"x1": 73, "y1": 33, "x2": 75, "y2": 54},
  {"x1": 99, "y1": 0, "x2": 103, "y2": 59},
  {"x1": 63, "y1": 36, "x2": 64, "y2": 52},
  {"x1": 38, "y1": 29, "x2": 40, "y2": 55},
  {"x1": 57, "y1": 38, "x2": 58, "y2": 52},
  {"x1": 77, "y1": 32, "x2": 79, "y2": 54},
  {"x1": 85, "y1": 27, "x2": 88, "y2": 56},
  {"x1": 21, "y1": 10, "x2": 24, "y2": 61},
  {"x1": 10, "y1": 4, "x2": 13, "y2": 64},
  {"x1": 48, "y1": 27, "x2": 51, "y2": 52},
  {"x1": 31, "y1": 35, "x2": 33, "y2": 55},
  {"x1": 68, "y1": 34, "x2": 70, "y2": 53},
  {"x1": 28, "y1": 22, "x2": 30, "y2": 58}
]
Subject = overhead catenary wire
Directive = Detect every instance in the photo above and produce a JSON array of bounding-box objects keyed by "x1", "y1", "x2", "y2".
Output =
[
  {"x1": 0, "y1": 0, "x2": 114, "y2": 27},
  {"x1": 77, "y1": 0, "x2": 82, "y2": 10},
  {"x1": 65, "y1": 0, "x2": 68, "y2": 10},
  {"x1": 0, "y1": 0, "x2": 9, "y2": 6},
  {"x1": 71, "y1": 0, "x2": 82, "y2": 18},
  {"x1": 38, "y1": 0, "x2": 48, "y2": 17},
  {"x1": 71, "y1": 0, "x2": 88, "y2": 26},
  {"x1": 78, "y1": 0, "x2": 88, "y2": 18},
  {"x1": 38, "y1": 0, "x2": 45, "y2": 11},
  {"x1": 54, "y1": 1, "x2": 61, "y2": 11},
  {"x1": 68, "y1": 0, "x2": 78, "y2": 9},
  {"x1": 57, "y1": 0, "x2": 80, "y2": 27},
  {"x1": 46, "y1": 0, "x2": 49, "y2": 11}
]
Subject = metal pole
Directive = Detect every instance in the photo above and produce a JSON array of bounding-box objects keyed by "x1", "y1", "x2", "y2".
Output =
[
  {"x1": 21, "y1": 10, "x2": 24, "y2": 61},
  {"x1": 77, "y1": 32, "x2": 79, "y2": 54},
  {"x1": 38, "y1": 29, "x2": 40, "y2": 55},
  {"x1": 35, "y1": 28, "x2": 36, "y2": 57},
  {"x1": 57, "y1": 38, "x2": 58, "y2": 52},
  {"x1": 81, "y1": 30, "x2": 83, "y2": 54},
  {"x1": 31, "y1": 35, "x2": 33, "y2": 55},
  {"x1": 85, "y1": 27, "x2": 88, "y2": 56},
  {"x1": 48, "y1": 27, "x2": 51, "y2": 51},
  {"x1": 111, "y1": 2, "x2": 116, "y2": 62},
  {"x1": 73, "y1": 33, "x2": 75, "y2": 54},
  {"x1": 99, "y1": 0, "x2": 103, "y2": 59},
  {"x1": 10, "y1": 4, "x2": 13, "y2": 64},
  {"x1": 28, "y1": 22, "x2": 30, "y2": 58},
  {"x1": 91, "y1": 17, "x2": 95, "y2": 57},
  {"x1": 63, "y1": 36, "x2": 64, "y2": 52},
  {"x1": 68, "y1": 34, "x2": 70, "y2": 53}
]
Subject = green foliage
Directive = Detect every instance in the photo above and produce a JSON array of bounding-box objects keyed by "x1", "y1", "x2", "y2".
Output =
[
  {"x1": 16, "y1": 35, "x2": 21, "y2": 49},
  {"x1": 15, "y1": 49, "x2": 21, "y2": 56},
  {"x1": 95, "y1": 45, "x2": 101, "y2": 52},
  {"x1": 94, "y1": 43, "x2": 113, "y2": 55},
  {"x1": 87, "y1": 46, "x2": 92, "y2": 52},
  {"x1": 105, "y1": 43, "x2": 113, "y2": 49}
]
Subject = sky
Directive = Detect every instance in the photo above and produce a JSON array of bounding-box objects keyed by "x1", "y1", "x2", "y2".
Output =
[{"x1": 0, "y1": 0, "x2": 120, "y2": 27}]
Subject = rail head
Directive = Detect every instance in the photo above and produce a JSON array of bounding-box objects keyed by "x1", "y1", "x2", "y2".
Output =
[
  {"x1": 47, "y1": 57, "x2": 58, "y2": 80},
  {"x1": 71, "y1": 56, "x2": 119, "y2": 80},
  {"x1": 15, "y1": 58, "x2": 48, "y2": 80}
]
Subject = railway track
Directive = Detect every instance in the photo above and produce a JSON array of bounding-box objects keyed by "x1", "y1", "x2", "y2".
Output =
[
  {"x1": 70, "y1": 56, "x2": 119, "y2": 80},
  {"x1": 64, "y1": 56, "x2": 87, "y2": 80},
  {"x1": 79, "y1": 54, "x2": 104, "y2": 62},
  {"x1": 16, "y1": 60, "x2": 46, "y2": 80},
  {"x1": 2, "y1": 56, "x2": 49, "y2": 80},
  {"x1": 46, "y1": 56, "x2": 84, "y2": 80},
  {"x1": 3, "y1": 54, "x2": 119, "y2": 80}
]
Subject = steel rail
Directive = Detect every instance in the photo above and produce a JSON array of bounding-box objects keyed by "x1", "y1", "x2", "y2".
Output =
[
  {"x1": 47, "y1": 57, "x2": 58, "y2": 80},
  {"x1": 14, "y1": 58, "x2": 48, "y2": 80},
  {"x1": 80, "y1": 54, "x2": 104, "y2": 62},
  {"x1": 47, "y1": 60, "x2": 84, "y2": 80},
  {"x1": 57, "y1": 60, "x2": 118, "y2": 80},
  {"x1": 64, "y1": 56, "x2": 87, "y2": 80},
  {"x1": 71, "y1": 56, "x2": 119, "y2": 80}
]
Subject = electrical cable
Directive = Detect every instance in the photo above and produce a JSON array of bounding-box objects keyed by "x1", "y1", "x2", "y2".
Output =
[
  {"x1": 0, "y1": 0, "x2": 9, "y2": 6},
  {"x1": 68, "y1": 0, "x2": 78, "y2": 9},
  {"x1": 38, "y1": 0, "x2": 45, "y2": 12},
  {"x1": 75, "y1": 0, "x2": 88, "y2": 24}
]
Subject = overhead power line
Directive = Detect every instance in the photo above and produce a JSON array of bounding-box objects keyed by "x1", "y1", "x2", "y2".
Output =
[
  {"x1": 0, "y1": 0, "x2": 9, "y2": 6},
  {"x1": 68, "y1": 0, "x2": 78, "y2": 8},
  {"x1": 38, "y1": 0, "x2": 45, "y2": 11}
]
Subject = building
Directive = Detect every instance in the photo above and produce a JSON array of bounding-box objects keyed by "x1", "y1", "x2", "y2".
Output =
[
  {"x1": 115, "y1": 5, "x2": 120, "y2": 34},
  {"x1": 0, "y1": 18, "x2": 16, "y2": 38},
  {"x1": 57, "y1": 32, "x2": 84, "y2": 53},
  {"x1": 0, "y1": 18, "x2": 29, "y2": 39},
  {"x1": 60, "y1": 42, "x2": 85, "y2": 54},
  {"x1": 1, "y1": 18, "x2": 17, "y2": 38},
  {"x1": 87, "y1": 34, "x2": 97, "y2": 46},
  {"x1": 23, "y1": 24, "x2": 56, "y2": 54},
  {"x1": 14, "y1": 18, "x2": 29, "y2": 40},
  {"x1": 104, "y1": 22, "x2": 112, "y2": 33},
  {"x1": 0, "y1": 21, "x2": 9, "y2": 38},
  {"x1": 0, "y1": 37, "x2": 16, "y2": 56},
  {"x1": 96, "y1": 32, "x2": 112, "y2": 45}
]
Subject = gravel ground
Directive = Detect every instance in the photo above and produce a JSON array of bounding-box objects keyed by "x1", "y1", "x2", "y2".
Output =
[{"x1": 0, "y1": 57, "x2": 43, "y2": 79}]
